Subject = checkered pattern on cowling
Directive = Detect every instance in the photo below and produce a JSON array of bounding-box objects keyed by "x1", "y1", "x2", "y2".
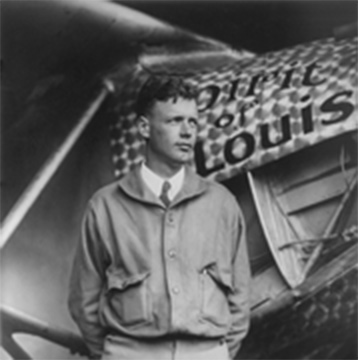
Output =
[{"x1": 109, "y1": 37, "x2": 357, "y2": 181}]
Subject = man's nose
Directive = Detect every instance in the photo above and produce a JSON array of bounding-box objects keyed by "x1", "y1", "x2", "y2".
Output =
[{"x1": 180, "y1": 121, "x2": 193, "y2": 137}]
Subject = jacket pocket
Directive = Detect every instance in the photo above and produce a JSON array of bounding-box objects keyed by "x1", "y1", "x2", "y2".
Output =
[
  {"x1": 199, "y1": 263, "x2": 232, "y2": 327},
  {"x1": 106, "y1": 270, "x2": 151, "y2": 327}
]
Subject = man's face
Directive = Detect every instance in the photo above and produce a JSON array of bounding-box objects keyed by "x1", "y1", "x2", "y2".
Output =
[{"x1": 140, "y1": 97, "x2": 198, "y2": 167}]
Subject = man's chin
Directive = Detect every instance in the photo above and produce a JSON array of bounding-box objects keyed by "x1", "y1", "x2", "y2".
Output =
[{"x1": 175, "y1": 154, "x2": 193, "y2": 165}]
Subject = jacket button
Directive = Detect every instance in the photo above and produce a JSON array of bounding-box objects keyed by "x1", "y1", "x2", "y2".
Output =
[
  {"x1": 168, "y1": 250, "x2": 176, "y2": 258},
  {"x1": 172, "y1": 287, "x2": 180, "y2": 294}
]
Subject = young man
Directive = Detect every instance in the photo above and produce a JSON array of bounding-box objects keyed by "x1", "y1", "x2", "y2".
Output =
[{"x1": 68, "y1": 76, "x2": 251, "y2": 360}]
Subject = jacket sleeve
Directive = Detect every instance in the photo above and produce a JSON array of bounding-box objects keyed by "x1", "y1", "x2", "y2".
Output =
[
  {"x1": 68, "y1": 201, "x2": 109, "y2": 359},
  {"x1": 226, "y1": 202, "x2": 251, "y2": 360}
]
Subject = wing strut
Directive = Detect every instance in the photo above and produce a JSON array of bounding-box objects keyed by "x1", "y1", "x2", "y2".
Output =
[{"x1": 0, "y1": 80, "x2": 114, "y2": 249}]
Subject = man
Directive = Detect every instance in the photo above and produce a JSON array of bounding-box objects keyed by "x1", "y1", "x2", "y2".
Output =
[{"x1": 68, "y1": 76, "x2": 251, "y2": 360}]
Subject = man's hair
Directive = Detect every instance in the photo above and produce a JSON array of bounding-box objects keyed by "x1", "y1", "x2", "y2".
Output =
[{"x1": 136, "y1": 76, "x2": 198, "y2": 117}]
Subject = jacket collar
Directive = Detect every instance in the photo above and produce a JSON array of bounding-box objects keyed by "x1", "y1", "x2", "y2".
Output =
[{"x1": 118, "y1": 164, "x2": 208, "y2": 208}]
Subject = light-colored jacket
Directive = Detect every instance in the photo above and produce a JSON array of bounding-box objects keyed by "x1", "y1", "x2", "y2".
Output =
[{"x1": 68, "y1": 166, "x2": 251, "y2": 359}]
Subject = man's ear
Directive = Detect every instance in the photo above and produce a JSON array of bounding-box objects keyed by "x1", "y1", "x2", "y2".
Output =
[{"x1": 137, "y1": 116, "x2": 150, "y2": 139}]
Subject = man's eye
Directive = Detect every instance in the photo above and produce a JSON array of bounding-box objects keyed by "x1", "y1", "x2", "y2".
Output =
[
  {"x1": 168, "y1": 118, "x2": 180, "y2": 124},
  {"x1": 189, "y1": 119, "x2": 198, "y2": 127}
]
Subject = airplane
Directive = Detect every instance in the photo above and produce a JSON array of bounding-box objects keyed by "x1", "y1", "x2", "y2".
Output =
[{"x1": 1, "y1": 1, "x2": 357, "y2": 359}]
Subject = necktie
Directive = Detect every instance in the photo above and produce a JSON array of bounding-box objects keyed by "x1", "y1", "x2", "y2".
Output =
[{"x1": 160, "y1": 181, "x2": 171, "y2": 207}]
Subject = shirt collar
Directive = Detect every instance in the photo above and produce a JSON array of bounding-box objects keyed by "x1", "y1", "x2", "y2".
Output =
[
  {"x1": 118, "y1": 164, "x2": 208, "y2": 208},
  {"x1": 140, "y1": 162, "x2": 185, "y2": 201}
]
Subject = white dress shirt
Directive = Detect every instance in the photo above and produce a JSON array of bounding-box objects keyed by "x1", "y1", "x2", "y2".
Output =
[{"x1": 140, "y1": 163, "x2": 185, "y2": 201}]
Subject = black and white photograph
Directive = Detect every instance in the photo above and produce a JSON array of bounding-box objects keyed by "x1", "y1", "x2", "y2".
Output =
[{"x1": 1, "y1": 1, "x2": 357, "y2": 359}]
